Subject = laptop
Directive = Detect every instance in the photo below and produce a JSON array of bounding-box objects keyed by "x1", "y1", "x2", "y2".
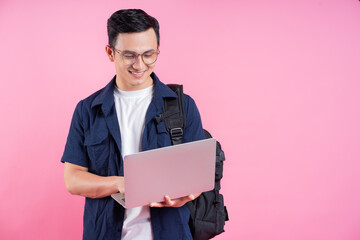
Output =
[{"x1": 111, "y1": 138, "x2": 216, "y2": 209}]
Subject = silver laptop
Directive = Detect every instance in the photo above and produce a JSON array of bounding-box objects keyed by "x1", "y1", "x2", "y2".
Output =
[{"x1": 111, "y1": 138, "x2": 216, "y2": 209}]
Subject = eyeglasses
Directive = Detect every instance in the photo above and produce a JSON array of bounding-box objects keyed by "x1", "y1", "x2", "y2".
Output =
[{"x1": 112, "y1": 47, "x2": 160, "y2": 65}]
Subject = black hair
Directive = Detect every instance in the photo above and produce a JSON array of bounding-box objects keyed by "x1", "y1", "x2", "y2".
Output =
[{"x1": 107, "y1": 9, "x2": 160, "y2": 48}]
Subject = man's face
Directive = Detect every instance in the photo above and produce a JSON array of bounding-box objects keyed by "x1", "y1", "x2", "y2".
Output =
[{"x1": 106, "y1": 28, "x2": 158, "y2": 91}]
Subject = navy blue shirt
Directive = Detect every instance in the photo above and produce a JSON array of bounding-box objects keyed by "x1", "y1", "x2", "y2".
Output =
[{"x1": 61, "y1": 73, "x2": 205, "y2": 240}]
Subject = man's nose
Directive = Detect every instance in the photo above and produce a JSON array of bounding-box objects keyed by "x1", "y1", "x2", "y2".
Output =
[{"x1": 132, "y1": 55, "x2": 146, "y2": 69}]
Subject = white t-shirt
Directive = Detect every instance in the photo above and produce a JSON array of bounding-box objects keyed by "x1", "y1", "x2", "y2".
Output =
[{"x1": 114, "y1": 85, "x2": 154, "y2": 240}]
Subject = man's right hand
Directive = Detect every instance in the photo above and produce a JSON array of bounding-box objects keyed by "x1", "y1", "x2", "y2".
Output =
[{"x1": 64, "y1": 162, "x2": 124, "y2": 199}]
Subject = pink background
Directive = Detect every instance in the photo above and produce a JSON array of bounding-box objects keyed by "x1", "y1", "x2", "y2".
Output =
[{"x1": 1, "y1": 0, "x2": 360, "y2": 239}]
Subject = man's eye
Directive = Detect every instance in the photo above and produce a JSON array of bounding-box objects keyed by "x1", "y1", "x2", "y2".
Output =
[
  {"x1": 123, "y1": 55, "x2": 135, "y2": 59},
  {"x1": 143, "y1": 53, "x2": 154, "y2": 58}
]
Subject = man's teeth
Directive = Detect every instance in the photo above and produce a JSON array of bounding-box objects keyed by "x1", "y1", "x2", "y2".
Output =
[{"x1": 131, "y1": 71, "x2": 144, "y2": 75}]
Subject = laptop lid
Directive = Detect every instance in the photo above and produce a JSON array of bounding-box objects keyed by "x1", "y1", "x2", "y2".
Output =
[{"x1": 111, "y1": 138, "x2": 216, "y2": 209}]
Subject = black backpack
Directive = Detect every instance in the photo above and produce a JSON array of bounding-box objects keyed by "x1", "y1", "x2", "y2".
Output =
[{"x1": 154, "y1": 84, "x2": 229, "y2": 240}]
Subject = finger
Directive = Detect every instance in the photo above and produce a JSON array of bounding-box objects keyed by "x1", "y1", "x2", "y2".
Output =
[
  {"x1": 164, "y1": 195, "x2": 174, "y2": 206},
  {"x1": 149, "y1": 202, "x2": 165, "y2": 208},
  {"x1": 193, "y1": 193, "x2": 201, "y2": 198},
  {"x1": 188, "y1": 194, "x2": 195, "y2": 200},
  {"x1": 178, "y1": 195, "x2": 193, "y2": 202}
]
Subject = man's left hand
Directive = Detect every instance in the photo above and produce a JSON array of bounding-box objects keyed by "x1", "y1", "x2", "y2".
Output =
[{"x1": 149, "y1": 193, "x2": 201, "y2": 208}]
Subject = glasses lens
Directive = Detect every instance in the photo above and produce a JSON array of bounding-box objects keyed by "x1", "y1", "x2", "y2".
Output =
[
  {"x1": 142, "y1": 52, "x2": 158, "y2": 65},
  {"x1": 122, "y1": 53, "x2": 136, "y2": 65}
]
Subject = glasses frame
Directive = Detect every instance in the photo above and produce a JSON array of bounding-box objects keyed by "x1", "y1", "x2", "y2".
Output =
[{"x1": 111, "y1": 46, "x2": 160, "y2": 66}]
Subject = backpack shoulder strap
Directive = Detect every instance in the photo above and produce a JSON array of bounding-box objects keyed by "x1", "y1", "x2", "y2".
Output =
[{"x1": 154, "y1": 84, "x2": 185, "y2": 145}]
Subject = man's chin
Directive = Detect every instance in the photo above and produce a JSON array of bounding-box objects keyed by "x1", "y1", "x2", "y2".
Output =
[{"x1": 129, "y1": 78, "x2": 153, "y2": 90}]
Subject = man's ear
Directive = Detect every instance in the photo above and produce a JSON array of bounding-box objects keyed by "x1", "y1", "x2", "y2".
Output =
[{"x1": 105, "y1": 45, "x2": 115, "y2": 62}]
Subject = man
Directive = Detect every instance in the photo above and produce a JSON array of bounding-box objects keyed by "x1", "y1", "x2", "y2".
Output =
[{"x1": 61, "y1": 9, "x2": 205, "y2": 239}]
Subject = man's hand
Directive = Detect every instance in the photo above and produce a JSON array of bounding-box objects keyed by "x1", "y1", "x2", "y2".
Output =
[
  {"x1": 149, "y1": 193, "x2": 201, "y2": 208},
  {"x1": 64, "y1": 162, "x2": 124, "y2": 198}
]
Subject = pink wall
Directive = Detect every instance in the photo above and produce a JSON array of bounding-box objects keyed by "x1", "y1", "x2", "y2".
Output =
[{"x1": 1, "y1": 0, "x2": 360, "y2": 239}]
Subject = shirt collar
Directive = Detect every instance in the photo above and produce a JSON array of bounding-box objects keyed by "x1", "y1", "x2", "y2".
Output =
[{"x1": 91, "y1": 72, "x2": 177, "y2": 116}]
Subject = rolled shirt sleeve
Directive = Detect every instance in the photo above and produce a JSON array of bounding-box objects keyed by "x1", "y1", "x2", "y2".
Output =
[{"x1": 61, "y1": 100, "x2": 89, "y2": 168}]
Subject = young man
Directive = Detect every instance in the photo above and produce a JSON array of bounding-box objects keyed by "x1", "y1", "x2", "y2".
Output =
[{"x1": 61, "y1": 9, "x2": 205, "y2": 239}]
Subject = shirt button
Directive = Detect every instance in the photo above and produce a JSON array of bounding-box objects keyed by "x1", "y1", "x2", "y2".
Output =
[{"x1": 117, "y1": 228, "x2": 121, "y2": 232}]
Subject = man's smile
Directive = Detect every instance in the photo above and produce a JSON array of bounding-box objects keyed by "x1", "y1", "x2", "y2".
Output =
[{"x1": 129, "y1": 70, "x2": 146, "y2": 78}]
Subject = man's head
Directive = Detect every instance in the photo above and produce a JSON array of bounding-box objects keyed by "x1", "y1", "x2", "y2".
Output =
[
  {"x1": 107, "y1": 9, "x2": 160, "y2": 48},
  {"x1": 105, "y1": 9, "x2": 160, "y2": 91}
]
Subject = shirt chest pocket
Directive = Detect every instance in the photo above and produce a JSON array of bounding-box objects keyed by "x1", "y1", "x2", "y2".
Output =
[
  {"x1": 156, "y1": 121, "x2": 172, "y2": 147},
  {"x1": 84, "y1": 130, "x2": 110, "y2": 172}
]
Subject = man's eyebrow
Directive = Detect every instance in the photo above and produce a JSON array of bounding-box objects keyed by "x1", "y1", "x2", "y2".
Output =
[{"x1": 122, "y1": 49, "x2": 156, "y2": 54}]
